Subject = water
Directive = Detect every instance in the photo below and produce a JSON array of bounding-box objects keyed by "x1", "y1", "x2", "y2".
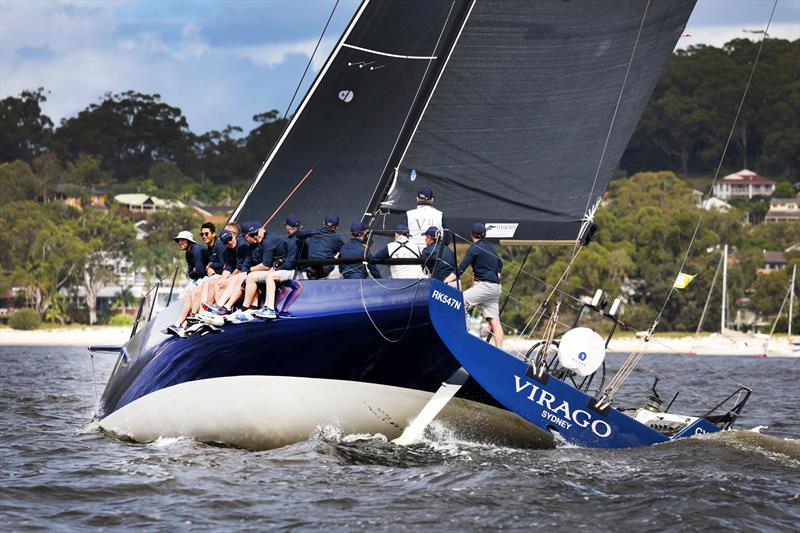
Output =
[{"x1": 1, "y1": 345, "x2": 798, "y2": 531}]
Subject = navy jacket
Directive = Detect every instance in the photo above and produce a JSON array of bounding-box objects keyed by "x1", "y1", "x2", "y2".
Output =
[
  {"x1": 185, "y1": 242, "x2": 209, "y2": 280},
  {"x1": 340, "y1": 238, "x2": 381, "y2": 279},
  {"x1": 260, "y1": 232, "x2": 288, "y2": 268},
  {"x1": 457, "y1": 239, "x2": 502, "y2": 283},
  {"x1": 280, "y1": 233, "x2": 299, "y2": 271},
  {"x1": 420, "y1": 242, "x2": 456, "y2": 281},
  {"x1": 232, "y1": 236, "x2": 249, "y2": 273},
  {"x1": 242, "y1": 240, "x2": 263, "y2": 273},
  {"x1": 207, "y1": 238, "x2": 227, "y2": 274},
  {"x1": 297, "y1": 226, "x2": 345, "y2": 259}
]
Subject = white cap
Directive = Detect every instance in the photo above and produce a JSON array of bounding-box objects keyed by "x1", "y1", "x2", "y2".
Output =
[{"x1": 173, "y1": 230, "x2": 195, "y2": 243}]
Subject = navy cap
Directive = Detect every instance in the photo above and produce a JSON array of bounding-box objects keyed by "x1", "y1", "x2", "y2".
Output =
[
  {"x1": 242, "y1": 221, "x2": 261, "y2": 235},
  {"x1": 324, "y1": 214, "x2": 340, "y2": 226},
  {"x1": 424, "y1": 226, "x2": 439, "y2": 238},
  {"x1": 472, "y1": 222, "x2": 486, "y2": 235},
  {"x1": 219, "y1": 230, "x2": 234, "y2": 244},
  {"x1": 395, "y1": 224, "x2": 409, "y2": 235},
  {"x1": 284, "y1": 214, "x2": 302, "y2": 228},
  {"x1": 416, "y1": 186, "x2": 433, "y2": 200},
  {"x1": 350, "y1": 222, "x2": 367, "y2": 233}
]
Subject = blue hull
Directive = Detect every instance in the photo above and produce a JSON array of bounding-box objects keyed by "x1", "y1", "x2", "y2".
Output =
[
  {"x1": 100, "y1": 279, "x2": 497, "y2": 420},
  {"x1": 428, "y1": 281, "x2": 721, "y2": 448}
]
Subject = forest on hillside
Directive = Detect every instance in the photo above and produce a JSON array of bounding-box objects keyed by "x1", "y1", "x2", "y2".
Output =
[{"x1": 0, "y1": 38, "x2": 797, "y2": 330}]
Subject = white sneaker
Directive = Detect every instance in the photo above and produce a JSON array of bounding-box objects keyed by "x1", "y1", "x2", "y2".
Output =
[
  {"x1": 253, "y1": 307, "x2": 277, "y2": 319},
  {"x1": 228, "y1": 309, "x2": 256, "y2": 323},
  {"x1": 166, "y1": 324, "x2": 186, "y2": 338},
  {"x1": 198, "y1": 309, "x2": 225, "y2": 326}
]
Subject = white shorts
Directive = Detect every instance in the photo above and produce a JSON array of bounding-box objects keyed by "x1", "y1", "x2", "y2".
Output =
[
  {"x1": 254, "y1": 269, "x2": 295, "y2": 282},
  {"x1": 463, "y1": 281, "x2": 502, "y2": 320},
  {"x1": 271, "y1": 269, "x2": 295, "y2": 282}
]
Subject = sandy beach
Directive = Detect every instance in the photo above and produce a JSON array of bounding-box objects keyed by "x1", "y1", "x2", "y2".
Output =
[
  {"x1": 0, "y1": 326, "x2": 131, "y2": 347},
  {"x1": 2, "y1": 325, "x2": 797, "y2": 357}
]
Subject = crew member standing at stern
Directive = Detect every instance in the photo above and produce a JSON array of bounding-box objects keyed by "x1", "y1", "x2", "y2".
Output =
[{"x1": 443, "y1": 223, "x2": 503, "y2": 348}]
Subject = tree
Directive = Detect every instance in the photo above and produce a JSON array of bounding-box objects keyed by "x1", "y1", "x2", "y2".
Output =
[
  {"x1": 773, "y1": 180, "x2": 797, "y2": 198},
  {"x1": 74, "y1": 210, "x2": 136, "y2": 324},
  {"x1": 0, "y1": 160, "x2": 39, "y2": 206},
  {"x1": 56, "y1": 91, "x2": 193, "y2": 181},
  {"x1": 0, "y1": 88, "x2": 54, "y2": 163}
]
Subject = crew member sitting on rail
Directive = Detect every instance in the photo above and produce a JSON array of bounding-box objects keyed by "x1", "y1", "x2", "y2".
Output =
[
  {"x1": 370, "y1": 224, "x2": 423, "y2": 278},
  {"x1": 296, "y1": 214, "x2": 345, "y2": 279},
  {"x1": 419, "y1": 226, "x2": 457, "y2": 286},
  {"x1": 165, "y1": 229, "x2": 209, "y2": 336},
  {"x1": 254, "y1": 215, "x2": 302, "y2": 319},
  {"x1": 444, "y1": 223, "x2": 504, "y2": 348},
  {"x1": 230, "y1": 223, "x2": 287, "y2": 322},
  {"x1": 340, "y1": 222, "x2": 381, "y2": 279},
  {"x1": 209, "y1": 221, "x2": 264, "y2": 320}
]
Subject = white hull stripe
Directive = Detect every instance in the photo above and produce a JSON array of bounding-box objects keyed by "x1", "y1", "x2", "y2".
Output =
[
  {"x1": 99, "y1": 375, "x2": 551, "y2": 450},
  {"x1": 342, "y1": 43, "x2": 437, "y2": 60}
]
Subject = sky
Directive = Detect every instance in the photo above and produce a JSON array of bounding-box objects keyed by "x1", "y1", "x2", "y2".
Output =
[{"x1": 1, "y1": 0, "x2": 798, "y2": 135}]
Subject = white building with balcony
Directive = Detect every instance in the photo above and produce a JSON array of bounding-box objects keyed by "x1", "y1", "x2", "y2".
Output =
[{"x1": 712, "y1": 169, "x2": 775, "y2": 199}]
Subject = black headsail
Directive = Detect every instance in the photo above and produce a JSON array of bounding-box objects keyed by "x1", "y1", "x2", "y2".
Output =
[
  {"x1": 375, "y1": 0, "x2": 696, "y2": 243},
  {"x1": 232, "y1": 0, "x2": 471, "y2": 230}
]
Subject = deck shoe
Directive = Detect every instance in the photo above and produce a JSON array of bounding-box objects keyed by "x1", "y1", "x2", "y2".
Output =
[
  {"x1": 198, "y1": 310, "x2": 225, "y2": 326},
  {"x1": 253, "y1": 307, "x2": 277, "y2": 319},
  {"x1": 165, "y1": 324, "x2": 186, "y2": 338},
  {"x1": 228, "y1": 309, "x2": 256, "y2": 323},
  {"x1": 277, "y1": 311, "x2": 296, "y2": 319}
]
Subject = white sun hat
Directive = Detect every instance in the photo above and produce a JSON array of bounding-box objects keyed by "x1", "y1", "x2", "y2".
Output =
[{"x1": 173, "y1": 230, "x2": 196, "y2": 243}]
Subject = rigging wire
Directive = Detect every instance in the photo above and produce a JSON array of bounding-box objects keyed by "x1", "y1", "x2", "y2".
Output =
[
  {"x1": 280, "y1": 0, "x2": 340, "y2": 123},
  {"x1": 652, "y1": 0, "x2": 779, "y2": 327},
  {"x1": 598, "y1": 0, "x2": 779, "y2": 405}
]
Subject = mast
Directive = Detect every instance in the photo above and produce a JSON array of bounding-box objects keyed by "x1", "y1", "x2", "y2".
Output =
[
  {"x1": 790, "y1": 264, "x2": 796, "y2": 337},
  {"x1": 721, "y1": 244, "x2": 728, "y2": 332}
]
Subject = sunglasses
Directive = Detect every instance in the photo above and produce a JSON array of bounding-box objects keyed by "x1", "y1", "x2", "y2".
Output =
[{"x1": 200, "y1": 231, "x2": 212, "y2": 237}]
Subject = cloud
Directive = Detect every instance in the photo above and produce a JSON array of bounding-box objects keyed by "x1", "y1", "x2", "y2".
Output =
[{"x1": 0, "y1": 0, "x2": 355, "y2": 134}]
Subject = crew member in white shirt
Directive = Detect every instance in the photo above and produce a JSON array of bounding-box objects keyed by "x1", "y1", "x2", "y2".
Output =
[
  {"x1": 370, "y1": 224, "x2": 424, "y2": 278},
  {"x1": 406, "y1": 185, "x2": 444, "y2": 252}
]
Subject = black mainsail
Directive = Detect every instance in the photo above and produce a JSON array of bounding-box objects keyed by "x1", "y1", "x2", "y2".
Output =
[{"x1": 235, "y1": 0, "x2": 695, "y2": 242}]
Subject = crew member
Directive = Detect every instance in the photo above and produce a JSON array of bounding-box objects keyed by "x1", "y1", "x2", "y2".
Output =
[
  {"x1": 340, "y1": 222, "x2": 381, "y2": 279},
  {"x1": 255, "y1": 215, "x2": 303, "y2": 319},
  {"x1": 174, "y1": 230, "x2": 208, "y2": 282},
  {"x1": 297, "y1": 214, "x2": 345, "y2": 279},
  {"x1": 406, "y1": 186, "x2": 445, "y2": 251},
  {"x1": 211, "y1": 221, "x2": 264, "y2": 320},
  {"x1": 238, "y1": 224, "x2": 288, "y2": 320},
  {"x1": 443, "y1": 223, "x2": 504, "y2": 348},
  {"x1": 370, "y1": 224, "x2": 423, "y2": 278},
  {"x1": 419, "y1": 226, "x2": 457, "y2": 286}
]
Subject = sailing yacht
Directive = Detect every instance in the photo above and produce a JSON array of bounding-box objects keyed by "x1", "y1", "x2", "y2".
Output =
[{"x1": 94, "y1": 0, "x2": 719, "y2": 450}]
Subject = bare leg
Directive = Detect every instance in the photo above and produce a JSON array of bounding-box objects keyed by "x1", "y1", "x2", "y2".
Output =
[
  {"x1": 243, "y1": 272, "x2": 261, "y2": 308},
  {"x1": 218, "y1": 273, "x2": 245, "y2": 308},
  {"x1": 264, "y1": 272, "x2": 278, "y2": 310},
  {"x1": 487, "y1": 317, "x2": 504, "y2": 349},
  {"x1": 279, "y1": 281, "x2": 303, "y2": 313},
  {"x1": 175, "y1": 292, "x2": 193, "y2": 327},
  {"x1": 190, "y1": 284, "x2": 204, "y2": 314}
]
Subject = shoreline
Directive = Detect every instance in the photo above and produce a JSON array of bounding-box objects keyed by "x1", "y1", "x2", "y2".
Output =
[
  {"x1": 1, "y1": 326, "x2": 798, "y2": 357},
  {"x1": 0, "y1": 326, "x2": 131, "y2": 347}
]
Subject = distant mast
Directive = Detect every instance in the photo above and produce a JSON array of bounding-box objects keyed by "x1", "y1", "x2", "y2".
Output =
[
  {"x1": 721, "y1": 244, "x2": 728, "y2": 332},
  {"x1": 789, "y1": 264, "x2": 796, "y2": 337}
]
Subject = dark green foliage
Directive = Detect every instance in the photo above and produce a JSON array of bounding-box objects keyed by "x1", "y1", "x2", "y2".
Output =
[
  {"x1": 623, "y1": 39, "x2": 799, "y2": 181},
  {"x1": 0, "y1": 88, "x2": 53, "y2": 163},
  {"x1": 9, "y1": 308, "x2": 41, "y2": 330}
]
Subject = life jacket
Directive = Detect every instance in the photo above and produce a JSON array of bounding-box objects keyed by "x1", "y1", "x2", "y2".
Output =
[
  {"x1": 406, "y1": 205, "x2": 443, "y2": 251},
  {"x1": 386, "y1": 236, "x2": 424, "y2": 279}
]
